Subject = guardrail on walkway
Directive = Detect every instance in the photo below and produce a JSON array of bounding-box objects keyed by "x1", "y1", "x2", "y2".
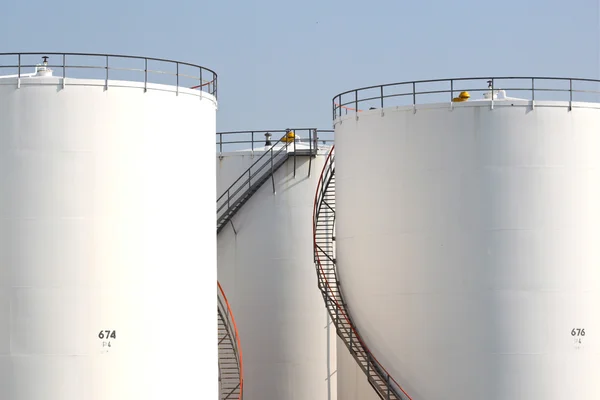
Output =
[{"x1": 216, "y1": 128, "x2": 334, "y2": 154}]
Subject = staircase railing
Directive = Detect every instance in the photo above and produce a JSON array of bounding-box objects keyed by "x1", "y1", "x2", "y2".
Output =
[
  {"x1": 312, "y1": 146, "x2": 413, "y2": 400},
  {"x1": 217, "y1": 135, "x2": 289, "y2": 233},
  {"x1": 217, "y1": 281, "x2": 243, "y2": 400},
  {"x1": 217, "y1": 129, "x2": 324, "y2": 233}
]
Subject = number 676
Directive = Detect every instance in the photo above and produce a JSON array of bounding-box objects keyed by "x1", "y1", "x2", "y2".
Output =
[{"x1": 571, "y1": 328, "x2": 585, "y2": 337}]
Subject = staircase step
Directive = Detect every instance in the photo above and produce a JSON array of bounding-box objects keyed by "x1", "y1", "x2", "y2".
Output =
[
  {"x1": 313, "y1": 154, "x2": 405, "y2": 400},
  {"x1": 218, "y1": 303, "x2": 242, "y2": 400}
]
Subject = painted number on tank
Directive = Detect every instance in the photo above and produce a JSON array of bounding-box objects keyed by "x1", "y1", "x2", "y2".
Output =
[
  {"x1": 572, "y1": 328, "x2": 586, "y2": 349},
  {"x1": 98, "y1": 330, "x2": 117, "y2": 339}
]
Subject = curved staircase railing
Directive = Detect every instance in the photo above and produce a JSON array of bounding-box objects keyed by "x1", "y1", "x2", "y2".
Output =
[
  {"x1": 217, "y1": 282, "x2": 243, "y2": 400},
  {"x1": 217, "y1": 129, "x2": 323, "y2": 234},
  {"x1": 312, "y1": 146, "x2": 413, "y2": 400}
]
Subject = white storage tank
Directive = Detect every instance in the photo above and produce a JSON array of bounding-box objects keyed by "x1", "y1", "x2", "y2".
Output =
[
  {"x1": 333, "y1": 78, "x2": 600, "y2": 400},
  {"x1": 0, "y1": 53, "x2": 218, "y2": 400},
  {"x1": 217, "y1": 129, "x2": 337, "y2": 400}
]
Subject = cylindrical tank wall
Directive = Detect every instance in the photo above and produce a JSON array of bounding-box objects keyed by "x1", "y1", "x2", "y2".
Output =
[
  {"x1": 0, "y1": 77, "x2": 217, "y2": 400},
  {"x1": 335, "y1": 102, "x2": 600, "y2": 400},
  {"x1": 217, "y1": 149, "x2": 337, "y2": 400}
]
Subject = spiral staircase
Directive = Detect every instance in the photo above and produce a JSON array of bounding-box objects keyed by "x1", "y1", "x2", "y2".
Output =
[
  {"x1": 217, "y1": 282, "x2": 243, "y2": 400},
  {"x1": 312, "y1": 146, "x2": 413, "y2": 400}
]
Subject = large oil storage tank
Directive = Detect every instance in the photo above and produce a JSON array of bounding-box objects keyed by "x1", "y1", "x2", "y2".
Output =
[
  {"x1": 0, "y1": 53, "x2": 218, "y2": 400},
  {"x1": 216, "y1": 129, "x2": 337, "y2": 400},
  {"x1": 332, "y1": 78, "x2": 600, "y2": 400}
]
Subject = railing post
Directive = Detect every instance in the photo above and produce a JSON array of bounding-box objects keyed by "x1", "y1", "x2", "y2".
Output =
[
  {"x1": 62, "y1": 53, "x2": 66, "y2": 89},
  {"x1": 144, "y1": 58, "x2": 148, "y2": 92},
  {"x1": 293, "y1": 130, "x2": 297, "y2": 178},
  {"x1": 380, "y1": 85, "x2": 384, "y2": 108},
  {"x1": 412, "y1": 81, "x2": 416, "y2": 113},
  {"x1": 354, "y1": 90, "x2": 358, "y2": 117},
  {"x1": 569, "y1": 79, "x2": 573, "y2": 111},
  {"x1": 176, "y1": 62, "x2": 179, "y2": 96},
  {"x1": 16, "y1": 53, "x2": 21, "y2": 89},
  {"x1": 219, "y1": 133, "x2": 223, "y2": 155},
  {"x1": 271, "y1": 147, "x2": 275, "y2": 194},
  {"x1": 251, "y1": 131, "x2": 254, "y2": 155},
  {"x1": 490, "y1": 78, "x2": 495, "y2": 110},
  {"x1": 199, "y1": 68, "x2": 203, "y2": 98},
  {"x1": 308, "y1": 129, "x2": 313, "y2": 177},
  {"x1": 450, "y1": 79, "x2": 454, "y2": 103},
  {"x1": 387, "y1": 374, "x2": 390, "y2": 400},
  {"x1": 105, "y1": 55, "x2": 109, "y2": 90},
  {"x1": 333, "y1": 98, "x2": 336, "y2": 121}
]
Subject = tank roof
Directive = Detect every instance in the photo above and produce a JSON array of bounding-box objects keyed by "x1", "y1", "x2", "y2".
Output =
[
  {"x1": 333, "y1": 76, "x2": 600, "y2": 118},
  {"x1": 0, "y1": 52, "x2": 217, "y2": 97}
]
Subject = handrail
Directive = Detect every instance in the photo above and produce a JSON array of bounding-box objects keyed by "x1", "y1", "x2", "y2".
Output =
[
  {"x1": 313, "y1": 146, "x2": 413, "y2": 400},
  {"x1": 217, "y1": 128, "x2": 327, "y2": 232},
  {"x1": 0, "y1": 52, "x2": 217, "y2": 97},
  {"x1": 332, "y1": 76, "x2": 600, "y2": 118},
  {"x1": 216, "y1": 134, "x2": 289, "y2": 224},
  {"x1": 217, "y1": 281, "x2": 243, "y2": 400},
  {"x1": 216, "y1": 128, "x2": 333, "y2": 154},
  {"x1": 333, "y1": 103, "x2": 363, "y2": 113}
]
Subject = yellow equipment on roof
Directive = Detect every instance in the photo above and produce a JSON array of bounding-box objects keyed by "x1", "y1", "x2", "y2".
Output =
[
  {"x1": 452, "y1": 91, "x2": 471, "y2": 102},
  {"x1": 280, "y1": 131, "x2": 296, "y2": 143}
]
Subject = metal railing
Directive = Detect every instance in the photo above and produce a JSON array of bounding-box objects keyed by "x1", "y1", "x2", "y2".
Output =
[
  {"x1": 217, "y1": 132, "x2": 291, "y2": 233},
  {"x1": 313, "y1": 147, "x2": 412, "y2": 400},
  {"x1": 0, "y1": 52, "x2": 217, "y2": 97},
  {"x1": 333, "y1": 76, "x2": 600, "y2": 118},
  {"x1": 216, "y1": 128, "x2": 334, "y2": 154},
  {"x1": 218, "y1": 281, "x2": 243, "y2": 400},
  {"x1": 217, "y1": 128, "x2": 333, "y2": 233}
]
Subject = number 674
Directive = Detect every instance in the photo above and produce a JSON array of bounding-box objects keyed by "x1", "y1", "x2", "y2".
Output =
[{"x1": 98, "y1": 330, "x2": 117, "y2": 339}]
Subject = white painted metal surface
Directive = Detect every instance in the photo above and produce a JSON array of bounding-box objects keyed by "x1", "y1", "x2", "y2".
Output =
[
  {"x1": 217, "y1": 148, "x2": 337, "y2": 400},
  {"x1": 0, "y1": 76, "x2": 217, "y2": 400},
  {"x1": 335, "y1": 101, "x2": 600, "y2": 399}
]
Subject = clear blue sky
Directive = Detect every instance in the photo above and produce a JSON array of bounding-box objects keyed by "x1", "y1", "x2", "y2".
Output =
[{"x1": 2, "y1": 0, "x2": 598, "y2": 131}]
